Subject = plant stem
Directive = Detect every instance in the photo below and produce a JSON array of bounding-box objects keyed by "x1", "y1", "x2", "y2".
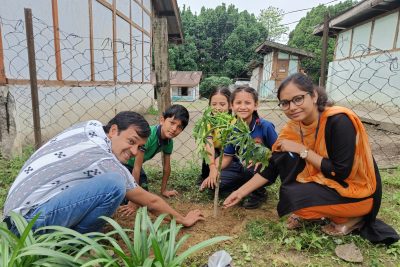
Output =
[{"x1": 213, "y1": 153, "x2": 224, "y2": 218}]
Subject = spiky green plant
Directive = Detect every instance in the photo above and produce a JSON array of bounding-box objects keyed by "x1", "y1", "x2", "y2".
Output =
[
  {"x1": 0, "y1": 212, "x2": 80, "y2": 266},
  {"x1": 194, "y1": 107, "x2": 271, "y2": 216},
  {"x1": 3, "y1": 208, "x2": 229, "y2": 266}
]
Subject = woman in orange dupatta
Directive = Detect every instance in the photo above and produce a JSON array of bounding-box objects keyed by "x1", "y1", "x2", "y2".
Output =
[{"x1": 223, "y1": 73, "x2": 398, "y2": 244}]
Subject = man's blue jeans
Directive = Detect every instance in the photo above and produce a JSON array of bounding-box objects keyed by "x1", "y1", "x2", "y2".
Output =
[{"x1": 8, "y1": 172, "x2": 126, "y2": 234}]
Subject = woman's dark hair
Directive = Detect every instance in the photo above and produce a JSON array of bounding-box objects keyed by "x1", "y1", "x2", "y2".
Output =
[
  {"x1": 103, "y1": 111, "x2": 151, "y2": 138},
  {"x1": 231, "y1": 85, "x2": 259, "y2": 117},
  {"x1": 209, "y1": 86, "x2": 232, "y2": 113},
  {"x1": 277, "y1": 73, "x2": 333, "y2": 112},
  {"x1": 163, "y1": 104, "x2": 190, "y2": 129}
]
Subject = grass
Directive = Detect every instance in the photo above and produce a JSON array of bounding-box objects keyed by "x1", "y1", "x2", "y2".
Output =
[
  {"x1": 0, "y1": 147, "x2": 34, "y2": 212},
  {"x1": 1, "y1": 150, "x2": 399, "y2": 266}
]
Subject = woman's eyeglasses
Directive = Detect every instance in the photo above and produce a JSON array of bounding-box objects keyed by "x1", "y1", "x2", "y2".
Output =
[{"x1": 278, "y1": 93, "x2": 310, "y2": 110}]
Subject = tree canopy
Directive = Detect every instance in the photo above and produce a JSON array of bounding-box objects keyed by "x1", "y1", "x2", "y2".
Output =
[
  {"x1": 287, "y1": 0, "x2": 356, "y2": 83},
  {"x1": 258, "y1": 6, "x2": 288, "y2": 43},
  {"x1": 169, "y1": 4, "x2": 268, "y2": 79}
]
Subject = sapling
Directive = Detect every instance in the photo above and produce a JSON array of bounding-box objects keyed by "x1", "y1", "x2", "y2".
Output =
[{"x1": 194, "y1": 107, "x2": 271, "y2": 217}]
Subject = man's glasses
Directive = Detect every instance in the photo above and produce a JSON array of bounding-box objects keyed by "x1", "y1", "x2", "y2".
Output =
[{"x1": 278, "y1": 93, "x2": 310, "y2": 110}]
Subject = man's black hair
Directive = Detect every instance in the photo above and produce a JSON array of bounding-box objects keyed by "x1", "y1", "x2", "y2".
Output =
[
  {"x1": 103, "y1": 111, "x2": 151, "y2": 138},
  {"x1": 163, "y1": 104, "x2": 189, "y2": 129}
]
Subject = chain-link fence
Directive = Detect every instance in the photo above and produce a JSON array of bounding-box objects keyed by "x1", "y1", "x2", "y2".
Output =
[
  {"x1": 0, "y1": 11, "x2": 154, "y2": 153},
  {"x1": 0, "y1": 11, "x2": 399, "y2": 169}
]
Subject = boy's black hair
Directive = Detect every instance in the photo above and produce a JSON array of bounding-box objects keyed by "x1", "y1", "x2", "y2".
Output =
[
  {"x1": 103, "y1": 111, "x2": 151, "y2": 138},
  {"x1": 163, "y1": 104, "x2": 190, "y2": 129}
]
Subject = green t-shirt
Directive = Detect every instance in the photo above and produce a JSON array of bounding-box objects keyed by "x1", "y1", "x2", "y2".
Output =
[{"x1": 127, "y1": 125, "x2": 173, "y2": 167}]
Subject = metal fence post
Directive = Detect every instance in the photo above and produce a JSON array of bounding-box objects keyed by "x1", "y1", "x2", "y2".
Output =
[{"x1": 24, "y1": 8, "x2": 42, "y2": 149}]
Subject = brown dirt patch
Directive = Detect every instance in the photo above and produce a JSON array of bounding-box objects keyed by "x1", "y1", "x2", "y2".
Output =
[{"x1": 109, "y1": 200, "x2": 278, "y2": 250}]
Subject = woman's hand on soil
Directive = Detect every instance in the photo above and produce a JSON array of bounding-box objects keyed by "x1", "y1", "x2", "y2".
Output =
[{"x1": 223, "y1": 191, "x2": 242, "y2": 208}]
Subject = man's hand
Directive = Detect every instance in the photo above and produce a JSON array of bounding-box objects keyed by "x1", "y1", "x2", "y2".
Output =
[
  {"x1": 118, "y1": 201, "x2": 138, "y2": 216},
  {"x1": 162, "y1": 189, "x2": 179, "y2": 198},
  {"x1": 223, "y1": 190, "x2": 243, "y2": 208},
  {"x1": 181, "y1": 209, "x2": 205, "y2": 227}
]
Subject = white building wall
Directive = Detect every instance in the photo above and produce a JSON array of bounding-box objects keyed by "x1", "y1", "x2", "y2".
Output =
[
  {"x1": 250, "y1": 66, "x2": 261, "y2": 91},
  {"x1": 326, "y1": 50, "x2": 400, "y2": 107},
  {"x1": 288, "y1": 55, "x2": 298, "y2": 75},
  {"x1": 329, "y1": 11, "x2": 400, "y2": 107},
  {"x1": 260, "y1": 53, "x2": 275, "y2": 99},
  {"x1": 2, "y1": 83, "x2": 154, "y2": 152}
]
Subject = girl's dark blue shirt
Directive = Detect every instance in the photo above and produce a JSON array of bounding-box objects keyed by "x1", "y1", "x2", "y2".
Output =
[{"x1": 223, "y1": 116, "x2": 278, "y2": 156}]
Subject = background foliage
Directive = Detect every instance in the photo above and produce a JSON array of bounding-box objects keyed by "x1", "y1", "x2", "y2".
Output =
[
  {"x1": 199, "y1": 76, "x2": 232, "y2": 98},
  {"x1": 169, "y1": 4, "x2": 268, "y2": 79},
  {"x1": 170, "y1": 1, "x2": 357, "y2": 85},
  {"x1": 287, "y1": 0, "x2": 356, "y2": 83}
]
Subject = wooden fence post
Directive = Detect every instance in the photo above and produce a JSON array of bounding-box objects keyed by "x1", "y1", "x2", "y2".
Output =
[
  {"x1": 153, "y1": 17, "x2": 171, "y2": 113},
  {"x1": 51, "y1": 0, "x2": 62, "y2": 80},
  {"x1": 320, "y1": 12, "x2": 330, "y2": 87},
  {"x1": 0, "y1": 23, "x2": 6, "y2": 85},
  {"x1": 25, "y1": 8, "x2": 42, "y2": 149}
]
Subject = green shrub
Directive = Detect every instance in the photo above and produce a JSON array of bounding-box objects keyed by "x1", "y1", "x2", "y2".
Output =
[{"x1": 199, "y1": 76, "x2": 232, "y2": 99}]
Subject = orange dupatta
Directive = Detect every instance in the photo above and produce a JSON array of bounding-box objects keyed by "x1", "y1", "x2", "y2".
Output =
[{"x1": 272, "y1": 106, "x2": 376, "y2": 199}]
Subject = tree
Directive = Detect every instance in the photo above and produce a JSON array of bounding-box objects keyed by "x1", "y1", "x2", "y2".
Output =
[
  {"x1": 169, "y1": 4, "x2": 268, "y2": 79},
  {"x1": 199, "y1": 76, "x2": 232, "y2": 99},
  {"x1": 193, "y1": 109, "x2": 270, "y2": 217},
  {"x1": 258, "y1": 6, "x2": 289, "y2": 42},
  {"x1": 287, "y1": 1, "x2": 356, "y2": 83}
]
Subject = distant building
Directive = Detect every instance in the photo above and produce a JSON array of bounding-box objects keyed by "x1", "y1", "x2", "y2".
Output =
[
  {"x1": 313, "y1": 0, "x2": 400, "y2": 107},
  {"x1": 170, "y1": 71, "x2": 202, "y2": 102},
  {"x1": 250, "y1": 40, "x2": 314, "y2": 99}
]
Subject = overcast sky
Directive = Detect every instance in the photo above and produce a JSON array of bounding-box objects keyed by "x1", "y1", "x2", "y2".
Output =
[{"x1": 177, "y1": 0, "x2": 340, "y2": 33}]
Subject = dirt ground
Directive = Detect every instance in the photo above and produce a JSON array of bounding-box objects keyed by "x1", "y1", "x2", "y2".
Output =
[{"x1": 111, "y1": 201, "x2": 278, "y2": 250}]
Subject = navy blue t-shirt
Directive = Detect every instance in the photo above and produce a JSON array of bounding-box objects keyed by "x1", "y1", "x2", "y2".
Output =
[{"x1": 224, "y1": 115, "x2": 278, "y2": 156}]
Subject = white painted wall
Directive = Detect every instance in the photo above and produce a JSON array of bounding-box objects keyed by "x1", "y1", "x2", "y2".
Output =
[
  {"x1": 260, "y1": 52, "x2": 275, "y2": 99},
  {"x1": 329, "y1": 11, "x2": 400, "y2": 107},
  {"x1": 4, "y1": 83, "x2": 154, "y2": 151},
  {"x1": 250, "y1": 66, "x2": 261, "y2": 91},
  {"x1": 326, "y1": 50, "x2": 400, "y2": 107}
]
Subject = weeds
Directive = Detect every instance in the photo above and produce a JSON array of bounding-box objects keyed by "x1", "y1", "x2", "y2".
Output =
[
  {"x1": 246, "y1": 219, "x2": 268, "y2": 241},
  {"x1": 146, "y1": 106, "x2": 159, "y2": 116},
  {"x1": 0, "y1": 147, "x2": 34, "y2": 211}
]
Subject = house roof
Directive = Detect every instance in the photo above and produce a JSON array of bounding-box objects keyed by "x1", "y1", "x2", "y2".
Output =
[
  {"x1": 313, "y1": 0, "x2": 400, "y2": 36},
  {"x1": 153, "y1": 0, "x2": 183, "y2": 43},
  {"x1": 255, "y1": 40, "x2": 315, "y2": 58},
  {"x1": 170, "y1": 71, "x2": 203, "y2": 87},
  {"x1": 247, "y1": 59, "x2": 263, "y2": 71}
]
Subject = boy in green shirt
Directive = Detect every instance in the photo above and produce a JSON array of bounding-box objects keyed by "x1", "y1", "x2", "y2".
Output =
[{"x1": 123, "y1": 104, "x2": 189, "y2": 200}]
